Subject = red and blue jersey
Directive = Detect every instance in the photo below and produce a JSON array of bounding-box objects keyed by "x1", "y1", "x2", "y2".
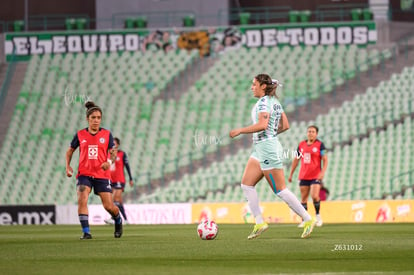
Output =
[
  {"x1": 110, "y1": 150, "x2": 133, "y2": 183},
  {"x1": 297, "y1": 139, "x2": 326, "y2": 180},
  {"x1": 70, "y1": 128, "x2": 114, "y2": 179}
]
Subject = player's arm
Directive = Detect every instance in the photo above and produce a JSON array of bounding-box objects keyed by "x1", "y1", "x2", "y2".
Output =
[
  {"x1": 288, "y1": 156, "x2": 299, "y2": 183},
  {"x1": 277, "y1": 112, "x2": 290, "y2": 134},
  {"x1": 65, "y1": 147, "x2": 75, "y2": 177},
  {"x1": 102, "y1": 133, "x2": 116, "y2": 171},
  {"x1": 318, "y1": 154, "x2": 328, "y2": 180},
  {"x1": 66, "y1": 134, "x2": 79, "y2": 177},
  {"x1": 229, "y1": 112, "x2": 269, "y2": 138},
  {"x1": 123, "y1": 152, "x2": 134, "y2": 187}
]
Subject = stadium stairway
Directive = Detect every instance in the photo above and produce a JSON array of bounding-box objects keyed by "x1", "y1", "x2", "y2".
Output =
[
  {"x1": 155, "y1": 55, "x2": 218, "y2": 101},
  {"x1": 0, "y1": 62, "x2": 28, "y2": 149},
  {"x1": 0, "y1": 63, "x2": 7, "y2": 87}
]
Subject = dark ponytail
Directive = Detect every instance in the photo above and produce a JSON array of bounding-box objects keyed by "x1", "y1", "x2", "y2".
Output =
[{"x1": 85, "y1": 101, "x2": 102, "y2": 118}]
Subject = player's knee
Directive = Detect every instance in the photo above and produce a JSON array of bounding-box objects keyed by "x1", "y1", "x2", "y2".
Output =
[{"x1": 312, "y1": 196, "x2": 320, "y2": 202}]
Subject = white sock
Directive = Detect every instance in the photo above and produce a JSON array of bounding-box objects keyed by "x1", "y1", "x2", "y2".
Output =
[
  {"x1": 277, "y1": 188, "x2": 311, "y2": 222},
  {"x1": 241, "y1": 184, "x2": 264, "y2": 224}
]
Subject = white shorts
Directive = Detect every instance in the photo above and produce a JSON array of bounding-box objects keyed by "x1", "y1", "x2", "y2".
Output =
[{"x1": 250, "y1": 138, "x2": 284, "y2": 170}]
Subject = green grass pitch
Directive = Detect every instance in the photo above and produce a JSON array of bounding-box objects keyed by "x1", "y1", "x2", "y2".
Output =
[{"x1": 1, "y1": 223, "x2": 413, "y2": 274}]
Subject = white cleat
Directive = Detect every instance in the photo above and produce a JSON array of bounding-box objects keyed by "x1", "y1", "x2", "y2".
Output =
[
  {"x1": 297, "y1": 221, "x2": 305, "y2": 228},
  {"x1": 316, "y1": 215, "x2": 323, "y2": 227},
  {"x1": 104, "y1": 218, "x2": 114, "y2": 225}
]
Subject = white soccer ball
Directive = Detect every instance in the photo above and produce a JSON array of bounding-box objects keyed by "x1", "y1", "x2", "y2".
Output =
[{"x1": 197, "y1": 219, "x2": 218, "y2": 240}]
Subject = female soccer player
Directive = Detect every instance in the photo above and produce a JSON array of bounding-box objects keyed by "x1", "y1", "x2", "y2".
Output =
[
  {"x1": 288, "y1": 125, "x2": 328, "y2": 227},
  {"x1": 229, "y1": 74, "x2": 316, "y2": 239},
  {"x1": 65, "y1": 101, "x2": 123, "y2": 239},
  {"x1": 105, "y1": 137, "x2": 133, "y2": 224}
]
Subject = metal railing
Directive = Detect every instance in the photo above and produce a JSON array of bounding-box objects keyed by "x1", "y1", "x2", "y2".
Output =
[
  {"x1": 3, "y1": 4, "x2": 413, "y2": 32},
  {"x1": 300, "y1": 32, "x2": 414, "y2": 114},
  {"x1": 388, "y1": 169, "x2": 414, "y2": 197},
  {"x1": 331, "y1": 185, "x2": 374, "y2": 200}
]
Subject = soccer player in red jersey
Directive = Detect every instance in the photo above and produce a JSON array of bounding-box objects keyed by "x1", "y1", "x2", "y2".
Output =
[
  {"x1": 65, "y1": 101, "x2": 123, "y2": 239},
  {"x1": 288, "y1": 125, "x2": 328, "y2": 227},
  {"x1": 104, "y1": 137, "x2": 133, "y2": 224}
]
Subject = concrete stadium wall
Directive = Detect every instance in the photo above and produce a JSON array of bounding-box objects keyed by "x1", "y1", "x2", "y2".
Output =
[{"x1": 96, "y1": 0, "x2": 228, "y2": 29}]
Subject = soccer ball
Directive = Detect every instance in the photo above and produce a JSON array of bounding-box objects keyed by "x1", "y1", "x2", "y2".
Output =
[{"x1": 197, "y1": 219, "x2": 218, "y2": 240}]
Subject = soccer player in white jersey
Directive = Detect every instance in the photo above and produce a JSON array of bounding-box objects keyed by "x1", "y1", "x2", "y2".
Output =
[{"x1": 229, "y1": 74, "x2": 316, "y2": 239}]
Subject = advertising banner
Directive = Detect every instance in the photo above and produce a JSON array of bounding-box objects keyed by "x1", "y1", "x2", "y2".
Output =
[
  {"x1": 88, "y1": 203, "x2": 192, "y2": 225},
  {"x1": 0, "y1": 205, "x2": 56, "y2": 225},
  {"x1": 5, "y1": 21, "x2": 376, "y2": 61},
  {"x1": 192, "y1": 200, "x2": 414, "y2": 224}
]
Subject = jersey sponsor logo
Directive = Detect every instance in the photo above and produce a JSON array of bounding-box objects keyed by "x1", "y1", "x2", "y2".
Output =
[
  {"x1": 99, "y1": 137, "x2": 105, "y2": 144},
  {"x1": 88, "y1": 145, "x2": 98, "y2": 159}
]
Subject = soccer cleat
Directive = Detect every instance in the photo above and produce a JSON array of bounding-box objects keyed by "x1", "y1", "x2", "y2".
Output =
[
  {"x1": 297, "y1": 221, "x2": 305, "y2": 228},
  {"x1": 80, "y1": 232, "x2": 92, "y2": 240},
  {"x1": 104, "y1": 218, "x2": 114, "y2": 225},
  {"x1": 247, "y1": 222, "x2": 269, "y2": 240},
  {"x1": 114, "y1": 221, "x2": 123, "y2": 238},
  {"x1": 316, "y1": 215, "x2": 323, "y2": 227},
  {"x1": 301, "y1": 217, "x2": 316, "y2": 239}
]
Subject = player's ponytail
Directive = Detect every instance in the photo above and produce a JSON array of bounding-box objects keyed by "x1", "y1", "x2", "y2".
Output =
[
  {"x1": 255, "y1": 74, "x2": 281, "y2": 98},
  {"x1": 85, "y1": 101, "x2": 102, "y2": 118}
]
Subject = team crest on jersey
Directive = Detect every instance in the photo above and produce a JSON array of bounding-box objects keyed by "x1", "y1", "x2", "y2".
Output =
[
  {"x1": 312, "y1": 147, "x2": 318, "y2": 153},
  {"x1": 88, "y1": 145, "x2": 98, "y2": 159},
  {"x1": 99, "y1": 138, "x2": 105, "y2": 144}
]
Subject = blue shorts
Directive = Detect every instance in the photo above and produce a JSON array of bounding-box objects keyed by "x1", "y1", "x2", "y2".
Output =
[
  {"x1": 77, "y1": 175, "x2": 112, "y2": 195},
  {"x1": 299, "y1": 179, "x2": 321, "y2": 186},
  {"x1": 111, "y1": 181, "x2": 125, "y2": 191}
]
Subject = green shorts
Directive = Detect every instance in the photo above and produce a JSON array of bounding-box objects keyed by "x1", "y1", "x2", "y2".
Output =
[{"x1": 250, "y1": 138, "x2": 284, "y2": 170}]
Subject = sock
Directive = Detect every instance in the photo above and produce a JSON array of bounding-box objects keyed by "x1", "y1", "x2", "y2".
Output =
[
  {"x1": 301, "y1": 202, "x2": 308, "y2": 211},
  {"x1": 241, "y1": 184, "x2": 264, "y2": 224},
  {"x1": 277, "y1": 188, "x2": 311, "y2": 222},
  {"x1": 314, "y1": 201, "x2": 321, "y2": 215},
  {"x1": 79, "y1": 214, "x2": 90, "y2": 234},
  {"x1": 301, "y1": 203, "x2": 308, "y2": 221},
  {"x1": 113, "y1": 213, "x2": 122, "y2": 225},
  {"x1": 115, "y1": 201, "x2": 128, "y2": 221}
]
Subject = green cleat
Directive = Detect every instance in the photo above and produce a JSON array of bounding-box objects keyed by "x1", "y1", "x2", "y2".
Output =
[
  {"x1": 247, "y1": 222, "x2": 269, "y2": 240},
  {"x1": 301, "y1": 217, "x2": 316, "y2": 239}
]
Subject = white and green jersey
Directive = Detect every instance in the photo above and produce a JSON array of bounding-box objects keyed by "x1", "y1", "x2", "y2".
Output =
[{"x1": 251, "y1": 95, "x2": 284, "y2": 143}]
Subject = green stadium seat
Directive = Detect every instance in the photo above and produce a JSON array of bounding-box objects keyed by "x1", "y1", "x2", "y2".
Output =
[
  {"x1": 65, "y1": 18, "x2": 76, "y2": 30},
  {"x1": 13, "y1": 20, "x2": 25, "y2": 32},
  {"x1": 351, "y1": 9, "x2": 362, "y2": 21},
  {"x1": 183, "y1": 15, "x2": 195, "y2": 27},
  {"x1": 288, "y1": 10, "x2": 299, "y2": 23},
  {"x1": 239, "y1": 12, "x2": 251, "y2": 25},
  {"x1": 300, "y1": 10, "x2": 311, "y2": 22}
]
